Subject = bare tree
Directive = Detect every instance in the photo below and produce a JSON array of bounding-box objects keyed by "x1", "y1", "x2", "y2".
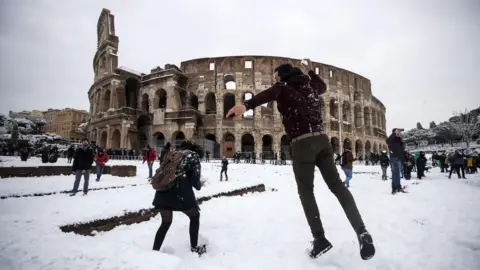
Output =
[{"x1": 450, "y1": 109, "x2": 480, "y2": 148}]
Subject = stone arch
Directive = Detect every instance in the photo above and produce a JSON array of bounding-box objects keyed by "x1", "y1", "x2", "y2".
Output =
[
  {"x1": 241, "y1": 133, "x2": 255, "y2": 153},
  {"x1": 223, "y1": 93, "x2": 236, "y2": 118},
  {"x1": 172, "y1": 131, "x2": 185, "y2": 149},
  {"x1": 365, "y1": 140, "x2": 372, "y2": 154},
  {"x1": 329, "y1": 99, "x2": 339, "y2": 119},
  {"x1": 373, "y1": 142, "x2": 378, "y2": 154},
  {"x1": 100, "y1": 131, "x2": 107, "y2": 148},
  {"x1": 205, "y1": 92, "x2": 217, "y2": 114},
  {"x1": 355, "y1": 139, "x2": 363, "y2": 158},
  {"x1": 330, "y1": 137, "x2": 340, "y2": 154},
  {"x1": 205, "y1": 133, "x2": 219, "y2": 158},
  {"x1": 354, "y1": 90, "x2": 361, "y2": 102},
  {"x1": 189, "y1": 94, "x2": 199, "y2": 110},
  {"x1": 223, "y1": 132, "x2": 235, "y2": 158},
  {"x1": 102, "y1": 89, "x2": 111, "y2": 112},
  {"x1": 141, "y1": 93, "x2": 150, "y2": 112},
  {"x1": 354, "y1": 104, "x2": 362, "y2": 128},
  {"x1": 111, "y1": 129, "x2": 121, "y2": 149},
  {"x1": 125, "y1": 77, "x2": 141, "y2": 109},
  {"x1": 154, "y1": 89, "x2": 167, "y2": 109},
  {"x1": 372, "y1": 109, "x2": 377, "y2": 126},
  {"x1": 242, "y1": 92, "x2": 254, "y2": 118},
  {"x1": 137, "y1": 115, "x2": 151, "y2": 149},
  {"x1": 154, "y1": 132, "x2": 165, "y2": 152},
  {"x1": 224, "y1": 74, "x2": 236, "y2": 90},
  {"x1": 262, "y1": 134, "x2": 273, "y2": 153}
]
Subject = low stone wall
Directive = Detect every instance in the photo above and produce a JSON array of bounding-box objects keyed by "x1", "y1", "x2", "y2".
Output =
[{"x1": 0, "y1": 165, "x2": 137, "y2": 178}]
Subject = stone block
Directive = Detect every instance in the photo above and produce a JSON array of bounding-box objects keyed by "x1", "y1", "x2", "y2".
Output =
[{"x1": 0, "y1": 165, "x2": 137, "y2": 178}]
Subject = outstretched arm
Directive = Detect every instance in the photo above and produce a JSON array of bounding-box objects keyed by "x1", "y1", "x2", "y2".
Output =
[{"x1": 243, "y1": 83, "x2": 283, "y2": 111}]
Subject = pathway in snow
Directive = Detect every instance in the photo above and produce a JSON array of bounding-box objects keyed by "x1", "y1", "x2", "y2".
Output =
[{"x1": 0, "y1": 157, "x2": 479, "y2": 269}]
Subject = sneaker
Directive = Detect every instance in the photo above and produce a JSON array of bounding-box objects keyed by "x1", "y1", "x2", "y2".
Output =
[
  {"x1": 391, "y1": 188, "x2": 396, "y2": 195},
  {"x1": 191, "y1": 245, "x2": 206, "y2": 256},
  {"x1": 83, "y1": 192, "x2": 88, "y2": 196},
  {"x1": 70, "y1": 193, "x2": 76, "y2": 197},
  {"x1": 358, "y1": 231, "x2": 375, "y2": 260},
  {"x1": 309, "y1": 237, "x2": 333, "y2": 258}
]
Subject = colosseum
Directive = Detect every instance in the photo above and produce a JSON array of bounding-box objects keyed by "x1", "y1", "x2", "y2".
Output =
[{"x1": 88, "y1": 9, "x2": 388, "y2": 159}]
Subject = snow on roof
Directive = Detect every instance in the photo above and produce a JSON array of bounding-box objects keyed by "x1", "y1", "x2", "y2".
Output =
[{"x1": 118, "y1": 66, "x2": 142, "y2": 76}]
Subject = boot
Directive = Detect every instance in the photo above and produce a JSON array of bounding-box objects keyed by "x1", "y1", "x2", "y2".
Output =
[
  {"x1": 309, "y1": 237, "x2": 333, "y2": 258},
  {"x1": 358, "y1": 230, "x2": 375, "y2": 260},
  {"x1": 191, "y1": 245, "x2": 207, "y2": 256}
]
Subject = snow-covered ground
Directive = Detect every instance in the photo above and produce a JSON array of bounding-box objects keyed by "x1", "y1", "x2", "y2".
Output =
[{"x1": 0, "y1": 156, "x2": 479, "y2": 270}]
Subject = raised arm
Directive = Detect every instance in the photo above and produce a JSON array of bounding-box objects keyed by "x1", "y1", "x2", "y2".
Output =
[{"x1": 307, "y1": 70, "x2": 327, "y2": 95}]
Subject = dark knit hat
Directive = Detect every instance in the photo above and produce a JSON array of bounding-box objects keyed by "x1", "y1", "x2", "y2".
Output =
[{"x1": 274, "y1": 64, "x2": 303, "y2": 82}]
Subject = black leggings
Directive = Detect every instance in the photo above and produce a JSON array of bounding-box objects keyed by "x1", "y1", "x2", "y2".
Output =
[{"x1": 153, "y1": 208, "x2": 200, "y2": 251}]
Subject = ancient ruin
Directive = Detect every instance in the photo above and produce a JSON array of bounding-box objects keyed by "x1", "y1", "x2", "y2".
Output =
[{"x1": 88, "y1": 9, "x2": 388, "y2": 158}]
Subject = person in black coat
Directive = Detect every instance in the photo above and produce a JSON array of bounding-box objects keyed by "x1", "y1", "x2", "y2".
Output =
[
  {"x1": 71, "y1": 139, "x2": 94, "y2": 196},
  {"x1": 152, "y1": 141, "x2": 206, "y2": 255},
  {"x1": 379, "y1": 151, "x2": 390, "y2": 180},
  {"x1": 416, "y1": 151, "x2": 428, "y2": 179},
  {"x1": 159, "y1": 142, "x2": 171, "y2": 164},
  {"x1": 220, "y1": 156, "x2": 228, "y2": 181},
  {"x1": 67, "y1": 145, "x2": 75, "y2": 163}
]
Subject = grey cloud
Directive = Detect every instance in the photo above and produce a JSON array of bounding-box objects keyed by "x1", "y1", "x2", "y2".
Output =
[{"x1": 0, "y1": 0, "x2": 478, "y2": 130}]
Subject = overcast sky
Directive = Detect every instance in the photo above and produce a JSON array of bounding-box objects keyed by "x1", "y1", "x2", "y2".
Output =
[{"x1": 0, "y1": 0, "x2": 478, "y2": 130}]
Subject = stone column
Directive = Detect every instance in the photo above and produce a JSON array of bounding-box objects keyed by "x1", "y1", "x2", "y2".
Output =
[
  {"x1": 96, "y1": 128, "x2": 101, "y2": 145},
  {"x1": 109, "y1": 82, "x2": 118, "y2": 109},
  {"x1": 106, "y1": 125, "x2": 111, "y2": 148}
]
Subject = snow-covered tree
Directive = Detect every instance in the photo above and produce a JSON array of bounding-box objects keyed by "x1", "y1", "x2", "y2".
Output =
[
  {"x1": 416, "y1": 122, "x2": 424, "y2": 130},
  {"x1": 429, "y1": 121, "x2": 436, "y2": 129},
  {"x1": 450, "y1": 109, "x2": 480, "y2": 148},
  {"x1": 403, "y1": 128, "x2": 436, "y2": 145},
  {"x1": 433, "y1": 121, "x2": 462, "y2": 146}
]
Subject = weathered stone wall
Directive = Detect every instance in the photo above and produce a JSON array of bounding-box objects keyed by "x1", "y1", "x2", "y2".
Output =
[{"x1": 0, "y1": 165, "x2": 137, "y2": 178}]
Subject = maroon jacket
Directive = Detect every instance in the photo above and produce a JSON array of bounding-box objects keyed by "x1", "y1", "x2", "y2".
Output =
[{"x1": 244, "y1": 70, "x2": 326, "y2": 139}]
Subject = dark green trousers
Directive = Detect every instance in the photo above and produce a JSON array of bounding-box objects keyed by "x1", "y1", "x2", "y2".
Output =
[{"x1": 291, "y1": 133, "x2": 366, "y2": 238}]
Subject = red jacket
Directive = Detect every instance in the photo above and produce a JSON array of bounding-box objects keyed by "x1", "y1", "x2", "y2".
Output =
[
  {"x1": 94, "y1": 152, "x2": 109, "y2": 165},
  {"x1": 144, "y1": 148, "x2": 157, "y2": 162}
]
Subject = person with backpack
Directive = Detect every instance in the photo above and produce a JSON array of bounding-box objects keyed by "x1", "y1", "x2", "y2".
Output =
[
  {"x1": 71, "y1": 139, "x2": 94, "y2": 196},
  {"x1": 94, "y1": 148, "x2": 109, "y2": 182},
  {"x1": 151, "y1": 141, "x2": 206, "y2": 255},
  {"x1": 226, "y1": 59, "x2": 375, "y2": 260},
  {"x1": 220, "y1": 156, "x2": 228, "y2": 181},
  {"x1": 143, "y1": 145, "x2": 157, "y2": 179}
]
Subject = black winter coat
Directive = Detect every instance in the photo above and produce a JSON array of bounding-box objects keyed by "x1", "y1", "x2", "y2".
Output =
[
  {"x1": 159, "y1": 146, "x2": 170, "y2": 163},
  {"x1": 221, "y1": 159, "x2": 228, "y2": 169},
  {"x1": 386, "y1": 134, "x2": 405, "y2": 161},
  {"x1": 380, "y1": 154, "x2": 390, "y2": 167},
  {"x1": 153, "y1": 150, "x2": 202, "y2": 211},
  {"x1": 416, "y1": 154, "x2": 427, "y2": 169},
  {"x1": 72, "y1": 147, "x2": 94, "y2": 171}
]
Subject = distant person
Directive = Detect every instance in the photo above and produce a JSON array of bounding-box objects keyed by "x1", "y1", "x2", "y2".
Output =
[
  {"x1": 143, "y1": 145, "x2": 157, "y2": 179},
  {"x1": 226, "y1": 59, "x2": 375, "y2": 260},
  {"x1": 379, "y1": 151, "x2": 390, "y2": 180},
  {"x1": 93, "y1": 148, "x2": 109, "y2": 182},
  {"x1": 386, "y1": 128, "x2": 406, "y2": 193},
  {"x1": 159, "y1": 142, "x2": 171, "y2": 164},
  {"x1": 67, "y1": 145, "x2": 75, "y2": 163},
  {"x1": 71, "y1": 139, "x2": 94, "y2": 196},
  {"x1": 220, "y1": 156, "x2": 228, "y2": 181},
  {"x1": 416, "y1": 151, "x2": 427, "y2": 179},
  {"x1": 335, "y1": 140, "x2": 355, "y2": 188}
]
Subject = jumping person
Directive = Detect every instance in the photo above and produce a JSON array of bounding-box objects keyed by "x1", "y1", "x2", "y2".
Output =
[{"x1": 226, "y1": 59, "x2": 375, "y2": 260}]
